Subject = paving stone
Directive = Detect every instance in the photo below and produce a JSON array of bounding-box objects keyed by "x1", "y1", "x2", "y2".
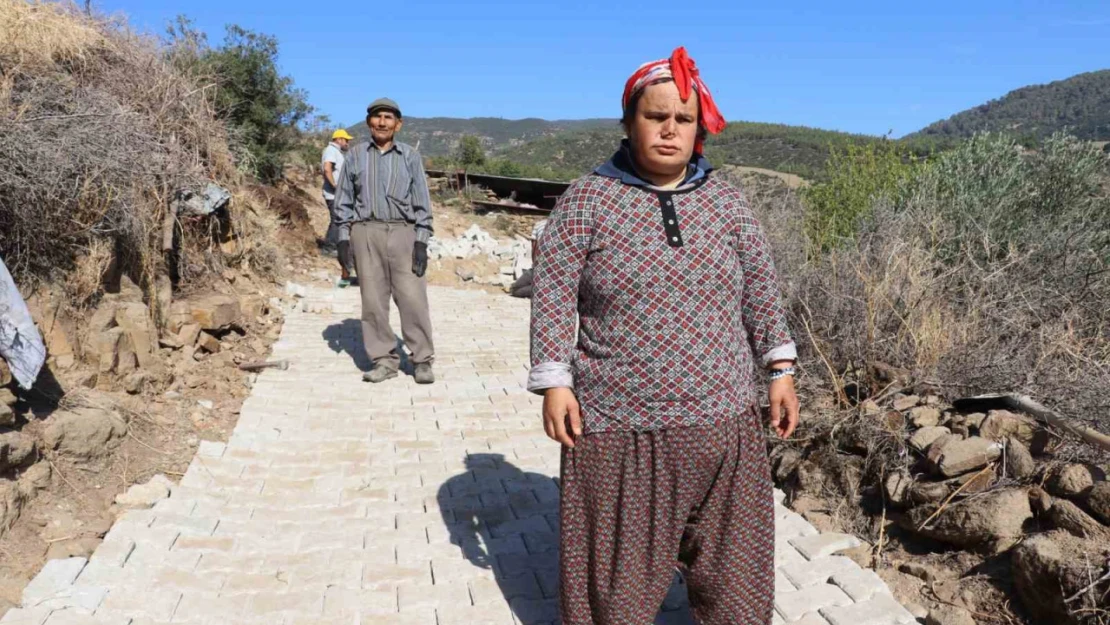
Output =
[
  {"x1": 790, "y1": 533, "x2": 863, "y2": 560},
  {"x1": 20, "y1": 558, "x2": 87, "y2": 606},
  {"x1": 774, "y1": 583, "x2": 854, "y2": 622},
  {"x1": 821, "y1": 592, "x2": 918, "y2": 625}
]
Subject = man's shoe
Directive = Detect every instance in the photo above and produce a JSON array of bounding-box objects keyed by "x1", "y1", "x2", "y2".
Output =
[
  {"x1": 336, "y1": 278, "x2": 351, "y2": 289},
  {"x1": 362, "y1": 367, "x2": 398, "y2": 383},
  {"x1": 414, "y1": 363, "x2": 435, "y2": 385}
]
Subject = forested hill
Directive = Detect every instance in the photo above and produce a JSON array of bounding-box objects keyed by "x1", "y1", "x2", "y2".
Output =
[{"x1": 912, "y1": 70, "x2": 1110, "y2": 142}]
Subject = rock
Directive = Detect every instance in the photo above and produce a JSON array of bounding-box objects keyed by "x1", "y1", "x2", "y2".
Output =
[
  {"x1": 771, "y1": 447, "x2": 803, "y2": 484},
  {"x1": 882, "y1": 410, "x2": 907, "y2": 433},
  {"x1": 884, "y1": 471, "x2": 913, "y2": 507},
  {"x1": 893, "y1": 395, "x2": 921, "y2": 411},
  {"x1": 1044, "y1": 498, "x2": 1110, "y2": 539},
  {"x1": 155, "y1": 276, "x2": 173, "y2": 329},
  {"x1": 910, "y1": 426, "x2": 951, "y2": 452},
  {"x1": 1087, "y1": 482, "x2": 1110, "y2": 524},
  {"x1": 979, "y1": 410, "x2": 1040, "y2": 445},
  {"x1": 116, "y1": 275, "x2": 144, "y2": 303},
  {"x1": 166, "y1": 301, "x2": 192, "y2": 334},
  {"x1": 88, "y1": 303, "x2": 118, "y2": 335},
  {"x1": 197, "y1": 400, "x2": 214, "y2": 410},
  {"x1": 964, "y1": 412, "x2": 987, "y2": 430},
  {"x1": 284, "y1": 282, "x2": 308, "y2": 299},
  {"x1": 899, "y1": 561, "x2": 948, "y2": 583},
  {"x1": 178, "y1": 323, "x2": 202, "y2": 348},
  {"x1": 859, "y1": 400, "x2": 881, "y2": 416},
  {"x1": 926, "y1": 606, "x2": 975, "y2": 625},
  {"x1": 1012, "y1": 530, "x2": 1110, "y2": 625},
  {"x1": 42, "y1": 408, "x2": 127, "y2": 459},
  {"x1": 1005, "y1": 437, "x2": 1036, "y2": 479},
  {"x1": 114, "y1": 302, "x2": 156, "y2": 369},
  {"x1": 909, "y1": 480, "x2": 951, "y2": 505},
  {"x1": 158, "y1": 333, "x2": 183, "y2": 349},
  {"x1": 0, "y1": 431, "x2": 36, "y2": 473},
  {"x1": 190, "y1": 295, "x2": 242, "y2": 330},
  {"x1": 905, "y1": 603, "x2": 929, "y2": 620},
  {"x1": 123, "y1": 372, "x2": 147, "y2": 395},
  {"x1": 19, "y1": 462, "x2": 51, "y2": 491},
  {"x1": 0, "y1": 403, "x2": 13, "y2": 427},
  {"x1": 0, "y1": 478, "x2": 29, "y2": 533},
  {"x1": 197, "y1": 332, "x2": 221, "y2": 354},
  {"x1": 455, "y1": 267, "x2": 476, "y2": 281},
  {"x1": 0, "y1": 359, "x2": 11, "y2": 386},
  {"x1": 114, "y1": 474, "x2": 173, "y2": 510},
  {"x1": 1047, "y1": 464, "x2": 1105, "y2": 499},
  {"x1": 239, "y1": 295, "x2": 266, "y2": 319},
  {"x1": 925, "y1": 433, "x2": 959, "y2": 467},
  {"x1": 933, "y1": 437, "x2": 1002, "y2": 477},
  {"x1": 0, "y1": 388, "x2": 15, "y2": 409},
  {"x1": 88, "y1": 327, "x2": 123, "y2": 374},
  {"x1": 910, "y1": 406, "x2": 942, "y2": 428},
  {"x1": 906, "y1": 488, "x2": 1031, "y2": 549}
]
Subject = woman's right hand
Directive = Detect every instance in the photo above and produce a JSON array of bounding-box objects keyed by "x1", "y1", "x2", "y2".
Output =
[{"x1": 543, "y1": 387, "x2": 582, "y2": 447}]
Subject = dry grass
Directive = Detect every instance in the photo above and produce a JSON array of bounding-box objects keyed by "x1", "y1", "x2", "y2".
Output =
[{"x1": 0, "y1": 0, "x2": 267, "y2": 312}]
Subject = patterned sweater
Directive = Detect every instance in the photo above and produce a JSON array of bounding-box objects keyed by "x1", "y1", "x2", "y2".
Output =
[{"x1": 528, "y1": 164, "x2": 796, "y2": 433}]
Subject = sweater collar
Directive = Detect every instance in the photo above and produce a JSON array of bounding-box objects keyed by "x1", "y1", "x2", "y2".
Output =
[{"x1": 594, "y1": 139, "x2": 714, "y2": 189}]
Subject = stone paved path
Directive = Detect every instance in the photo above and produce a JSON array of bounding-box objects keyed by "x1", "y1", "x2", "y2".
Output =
[{"x1": 4, "y1": 286, "x2": 918, "y2": 625}]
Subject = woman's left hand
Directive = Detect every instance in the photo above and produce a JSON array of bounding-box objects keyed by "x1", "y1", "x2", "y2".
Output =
[{"x1": 768, "y1": 376, "x2": 800, "y2": 439}]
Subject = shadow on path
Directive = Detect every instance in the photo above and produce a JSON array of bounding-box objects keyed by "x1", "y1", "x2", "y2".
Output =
[
  {"x1": 438, "y1": 452, "x2": 697, "y2": 624},
  {"x1": 321, "y1": 319, "x2": 411, "y2": 375}
]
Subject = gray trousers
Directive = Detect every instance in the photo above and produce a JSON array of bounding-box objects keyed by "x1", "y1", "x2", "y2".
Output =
[{"x1": 350, "y1": 221, "x2": 434, "y2": 369}]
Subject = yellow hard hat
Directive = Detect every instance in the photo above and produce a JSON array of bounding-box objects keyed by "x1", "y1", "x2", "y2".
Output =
[{"x1": 331, "y1": 129, "x2": 354, "y2": 141}]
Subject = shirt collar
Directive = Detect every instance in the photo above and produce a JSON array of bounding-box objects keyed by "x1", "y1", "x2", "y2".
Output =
[
  {"x1": 369, "y1": 141, "x2": 403, "y2": 156},
  {"x1": 594, "y1": 139, "x2": 714, "y2": 189}
]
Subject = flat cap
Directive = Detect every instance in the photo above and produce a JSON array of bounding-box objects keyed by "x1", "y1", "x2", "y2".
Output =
[{"x1": 367, "y1": 97, "x2": 402, "y2": 118}]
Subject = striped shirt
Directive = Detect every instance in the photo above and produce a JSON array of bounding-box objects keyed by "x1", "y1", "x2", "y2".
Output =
[{"x1": 333, "y1": 141, "x2": 434, "y2": 243}]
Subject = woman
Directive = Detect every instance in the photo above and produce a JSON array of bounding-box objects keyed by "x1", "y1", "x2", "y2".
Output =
[{"x1": 528, "y1": 47, "x2": 800, "y2": 624}]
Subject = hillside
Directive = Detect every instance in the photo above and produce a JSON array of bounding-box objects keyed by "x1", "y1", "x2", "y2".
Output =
[
  {"x1": 346, "y1": 117, "x2": 615, "y2": 157},
  {"x1": 913, "y1": 69, "x2": 1110, "y2": 141},
  {"x1": 495, "y1": 121, "x2": 892, "y2": 181}
]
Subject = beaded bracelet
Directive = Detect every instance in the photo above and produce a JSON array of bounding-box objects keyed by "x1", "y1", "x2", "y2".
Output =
[{"x1": 769, "y1": 366, "x2": 796, "y2": 381}]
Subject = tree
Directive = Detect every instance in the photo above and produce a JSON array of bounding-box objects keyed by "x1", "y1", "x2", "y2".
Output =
[
  {"x1": 165, "y1": 20, "x2": 314, "y2": 182},
  {"x1": 456, "y1": 135, "x2": 485, "y2": 192}
]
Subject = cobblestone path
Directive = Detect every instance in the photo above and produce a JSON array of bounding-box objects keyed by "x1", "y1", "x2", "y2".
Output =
[{"x1": 4, "y1": 286, "x2": 917, "y2": 625}]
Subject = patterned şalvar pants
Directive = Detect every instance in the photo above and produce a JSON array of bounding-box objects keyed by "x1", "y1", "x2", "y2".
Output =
[{"x1": 559, "y1": 409, "x2": 774, "y2": 624}]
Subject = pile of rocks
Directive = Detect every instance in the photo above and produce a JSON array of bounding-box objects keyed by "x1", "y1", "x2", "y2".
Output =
[
  {"x1": 427, "y1": 225, "x2": 533, "y2": 287},
  {"x1": 777, "y1": 392, "x2": 1110, "y2": 624}
]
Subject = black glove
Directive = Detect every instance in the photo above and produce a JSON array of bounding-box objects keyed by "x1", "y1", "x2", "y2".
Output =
[{"x1": 412, "y1": 241, "x2": 428, "y2": 278}]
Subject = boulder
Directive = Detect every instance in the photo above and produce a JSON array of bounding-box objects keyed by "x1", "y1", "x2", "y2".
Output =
[
  {"x1": 1047, "y1": 464, "x2": 1105, "y2": 499},
  {"x1": 42, "y1": 408, "x2": 127, "y2": 459},
  {"x1": 893, "y1": 395, "x2": 921, "y2": 412},
  {"x1": 910, "y1": 406, "x2": 942, "y2": 428},
  {"x1": 0, "y1": 431, "x2": 36, "y2": 473},
  {"x1": 925, "y1": 433, "x2": 959, "y2": 467},
  {"x1": 933, "y1": 437, "x2": 1002, "y2": 477},
  {"x1": 910, "y1": 426, "x2": 951, "y2": 453},
  {"x1": 189, "y1": 295, "x2": 241, "y2": 331},
  {"x1": 178, "y1": 323, "x2": 202, "y2": 348},
  {"x1": 197, "y1": 332, "x2": 221, "y2": 354},
  {"x1": 979, "y1": 410, "x2": 1040, "y2": 445},
  {"x1": 1044, "y1": 498, "x2": 1110, "y2": 540},
  {"x1": 1012, "y1": 530, "x2": 1110, "y2": 625},
  {"x1": 114, "y1": 474, "x2": 173, "y2": 510},
  {"x1": 114, "y1": 302, "x2": 157, "y2": 369},
  {"x1": 88, "y1": 327, "x2": 124, "y2": 374},
  {"x1": 906, "y1": 488, "x2": 1031, "y2": 550},
  {"x1": 166, "y1": 301, "x2": 193, "y2": 335},
  {"x1": 1087, "y1": 481, "x2": 1110, "y2": 524},
  {"x1": 1005, "y1": 438, "x2": 1036, "y2": 479},
  {"x1": 926, "y1": 606, "x2": 975, "y2": 625}
]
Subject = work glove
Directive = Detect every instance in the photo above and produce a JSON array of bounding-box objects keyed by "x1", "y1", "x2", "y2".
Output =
[{"x1": 412, "y1": 241, "x2": 428, "y2": 278}]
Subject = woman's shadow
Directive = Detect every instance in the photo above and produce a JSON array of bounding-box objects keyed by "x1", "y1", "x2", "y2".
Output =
[
  {"x1": 438, "y1": 453, "x2": 563, "y2": 623},
  {"x1": 438, "y1": 453, "x2": 697, "y2": 624}
]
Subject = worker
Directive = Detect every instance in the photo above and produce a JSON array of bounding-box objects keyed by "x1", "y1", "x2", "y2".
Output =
[
  {"x1": 322, "y1": 129, "x2": 354, "y2": 287},
  {"x1": 333, "y1": 98, "x2": 436, "y2": 384}
]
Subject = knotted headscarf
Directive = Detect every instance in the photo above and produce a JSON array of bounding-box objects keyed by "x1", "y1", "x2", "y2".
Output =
[{"x1": 622, "y1": 46, "x2": 726, "y2": 153}]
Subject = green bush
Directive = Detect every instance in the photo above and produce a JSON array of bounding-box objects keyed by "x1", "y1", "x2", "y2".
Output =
[{"x1": 801, "y1": 141, "x2": 920, "y2": 252}]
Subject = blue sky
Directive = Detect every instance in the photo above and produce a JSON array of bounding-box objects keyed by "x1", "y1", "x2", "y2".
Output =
[{"x1": 101, "y1": 0, "x2": 1108, "y2": 137}]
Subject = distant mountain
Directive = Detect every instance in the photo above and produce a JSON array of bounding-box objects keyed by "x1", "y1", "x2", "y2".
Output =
[
  {"x1": 346, "y1": 117, "x2": 617, "y2": 157},
  {"x1": 912, "y1": 70, "x2": 1110, "y2": 141}
]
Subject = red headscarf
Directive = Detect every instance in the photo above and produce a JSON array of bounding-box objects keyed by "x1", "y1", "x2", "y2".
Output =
[{"x1": 622, "y1": 47, "x2": 727, "y2": 153}]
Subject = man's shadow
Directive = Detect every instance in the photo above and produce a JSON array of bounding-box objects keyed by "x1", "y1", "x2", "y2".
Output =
[{"x1": 321, "y1": 319, "x2": 412, "y2": 375}]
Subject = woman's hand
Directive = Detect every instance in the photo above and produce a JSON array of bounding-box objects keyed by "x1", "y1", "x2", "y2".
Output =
[
  {"x1": 543, "y1": 387, "x2": 582, "y2": 447},
  {"x1": 768, "y1": 373, "x2": 800, "y2": 439}
]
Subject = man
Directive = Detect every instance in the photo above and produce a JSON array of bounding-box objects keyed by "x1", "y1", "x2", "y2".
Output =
[
  {"x1": 334, "y1": 98, "x2": 436, "y2": 384},
  {"x1": 322, "y1": 129, "x2": 354, "y2": 287}
]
